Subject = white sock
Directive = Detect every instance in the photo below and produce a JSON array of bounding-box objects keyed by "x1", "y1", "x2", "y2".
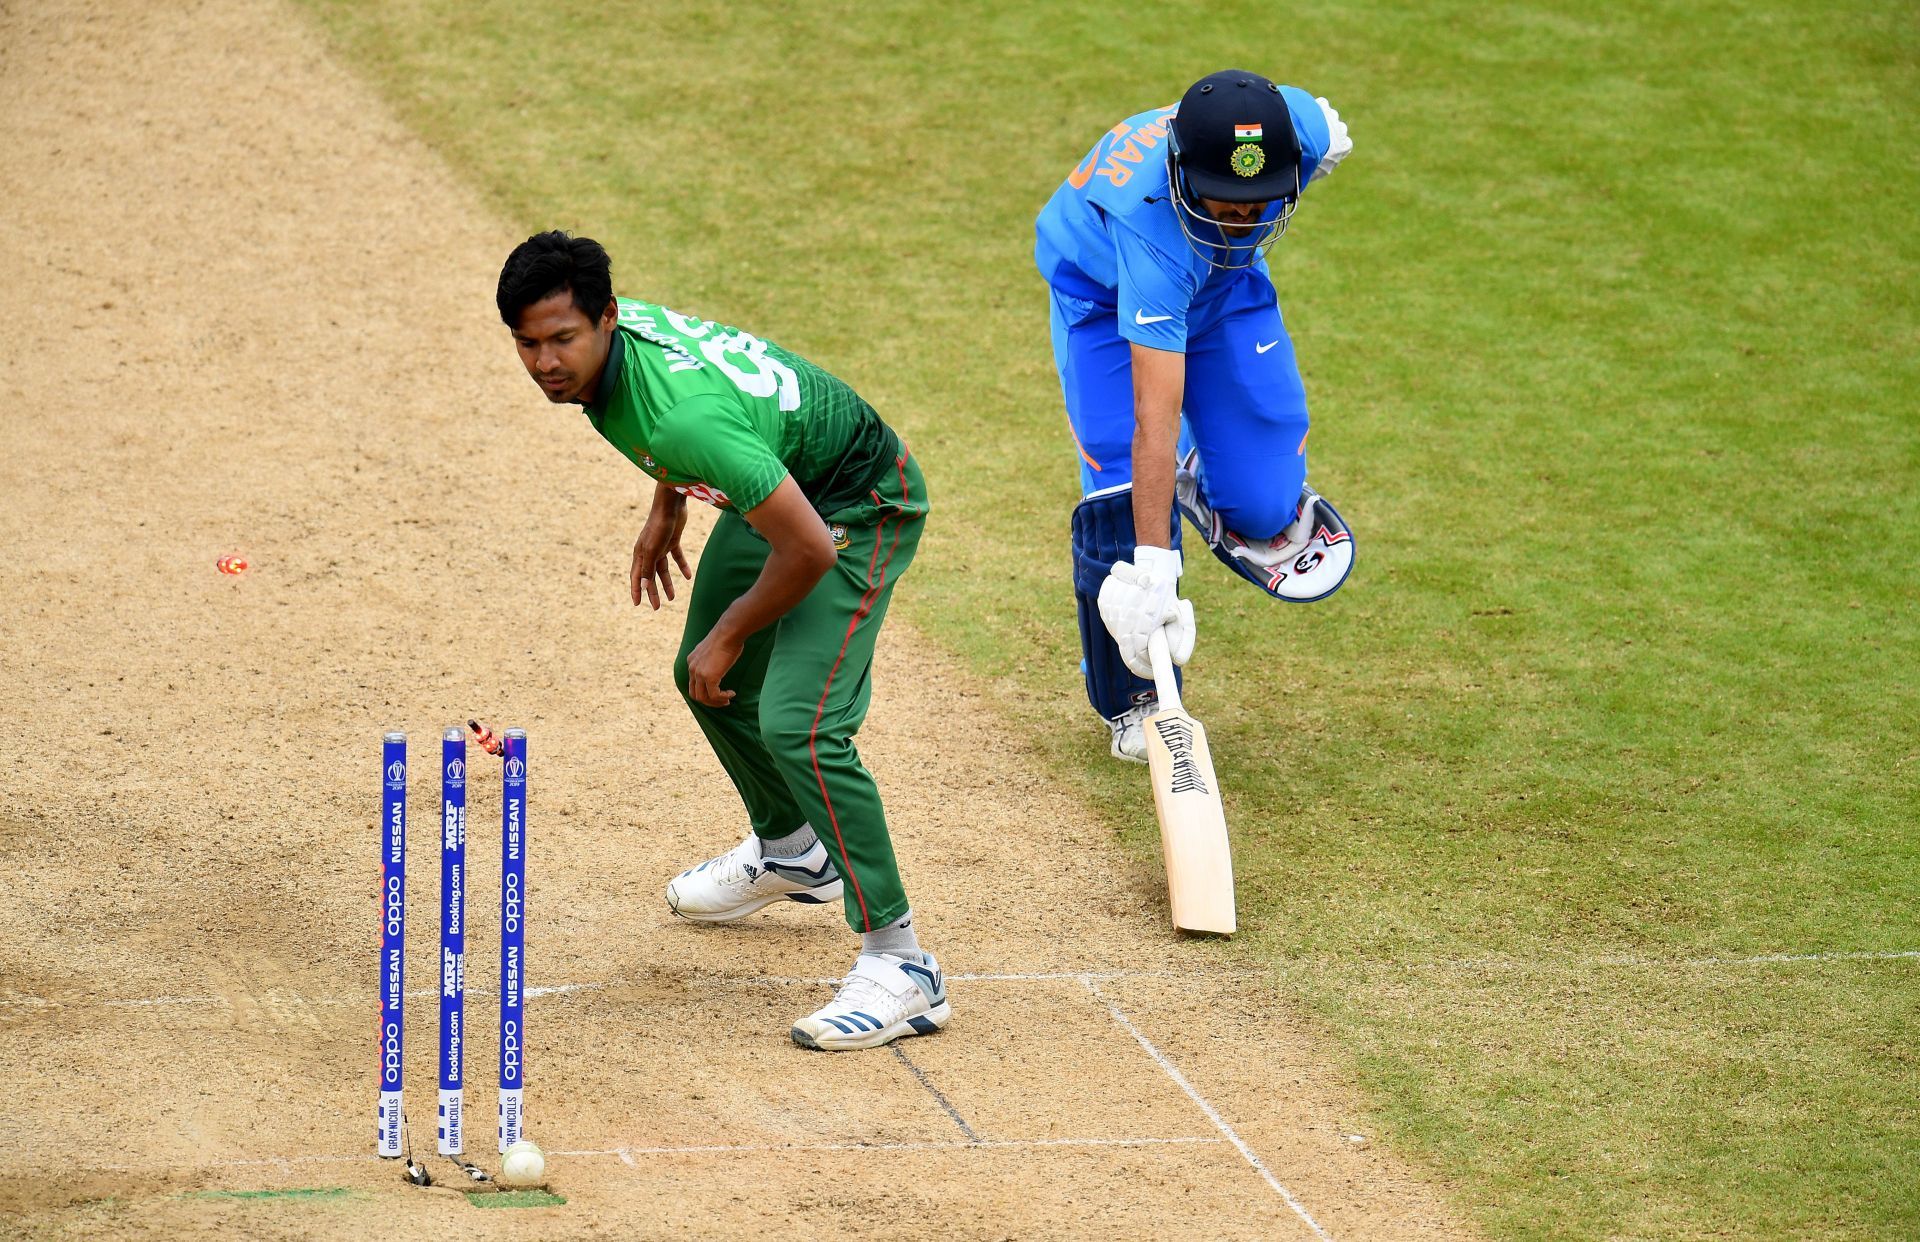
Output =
[
  {"x1": 759, "y1": 823, "x2": 817, "y2": 860},
  {"x1": 861, "y1": 911, "x2": 921, "y2": 959}
]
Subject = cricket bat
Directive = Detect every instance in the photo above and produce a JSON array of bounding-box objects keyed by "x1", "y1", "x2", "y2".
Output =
[{"x1": 1143, "y1": 628, "x2": 1236, "y2": 935}]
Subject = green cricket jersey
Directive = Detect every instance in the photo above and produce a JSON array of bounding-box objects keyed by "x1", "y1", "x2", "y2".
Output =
[{"x1": 583, "y1": 298, "x2": 900, "y2": 519}]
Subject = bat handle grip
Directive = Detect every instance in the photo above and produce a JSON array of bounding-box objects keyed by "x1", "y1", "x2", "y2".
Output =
[{"x1": 1147, "y1": 627, "x2": 1182, "y2": 713}]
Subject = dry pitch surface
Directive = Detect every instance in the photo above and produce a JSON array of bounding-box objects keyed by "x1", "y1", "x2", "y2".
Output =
[{"x1": 0, "y1": 2, "x2": 1473, "y2": 1237}]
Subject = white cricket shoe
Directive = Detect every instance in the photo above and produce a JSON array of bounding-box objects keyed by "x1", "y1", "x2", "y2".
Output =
[
  {"x1": 1108, "y1": 699, "x2": 1156, "y2": 764},
  {"x1": 665, "y1": 832, "x2": 842, "y2": 923},
  {"x1": 791, "y1": 951, "x2": 951, "y2": 1051}
]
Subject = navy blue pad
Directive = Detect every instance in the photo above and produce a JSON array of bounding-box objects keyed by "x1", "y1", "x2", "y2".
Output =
[{"x1": 1070, "y1": 488, "x2": 1181, "y2": 719}]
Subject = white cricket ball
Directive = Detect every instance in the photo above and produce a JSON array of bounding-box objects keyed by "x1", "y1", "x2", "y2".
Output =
[{"x1": 499, "y1": 1139, "x2": 546, "y2": 1187}]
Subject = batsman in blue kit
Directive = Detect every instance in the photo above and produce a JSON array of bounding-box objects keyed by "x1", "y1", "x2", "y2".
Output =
[{"x1": 1035, "y1": 69, "x2": 1357, "y2": 761}]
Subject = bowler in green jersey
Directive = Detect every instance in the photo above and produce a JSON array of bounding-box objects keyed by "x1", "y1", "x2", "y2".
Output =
[{"x1": 498, "y1": 232, "x2": 949, "y2": 1050}]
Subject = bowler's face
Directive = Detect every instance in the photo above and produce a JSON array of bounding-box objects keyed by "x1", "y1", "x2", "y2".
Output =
[{"x1": 510, "y1": 293, "x2": 615, "y2": 404}]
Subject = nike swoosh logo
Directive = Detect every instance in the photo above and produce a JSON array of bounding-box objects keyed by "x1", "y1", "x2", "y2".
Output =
[
  {"x1": 1135, "y1": 310, "x2": 1174, "y2": 325},
  {"x1": 1256, "y1": 340, "x2": 1279, "y2": 354}
]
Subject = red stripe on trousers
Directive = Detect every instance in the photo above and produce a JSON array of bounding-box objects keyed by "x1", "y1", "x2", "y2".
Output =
[{"x1": 808, "y1": 503, "x2": 907, "y2": 931}]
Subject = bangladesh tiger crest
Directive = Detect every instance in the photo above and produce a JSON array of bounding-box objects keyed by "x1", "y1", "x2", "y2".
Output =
[{"x1": 829, "y1": 523, "x2": 849, "y2": 551}]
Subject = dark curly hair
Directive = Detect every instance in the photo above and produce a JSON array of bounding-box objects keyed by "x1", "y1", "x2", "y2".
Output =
[{"x1": 496, "y1": 231, "x2": 613, "y2": 328}]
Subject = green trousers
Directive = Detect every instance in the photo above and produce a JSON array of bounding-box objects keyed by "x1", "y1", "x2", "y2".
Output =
[{"x1": 673, "y1": 450, "x2": 927, "y2": 932}]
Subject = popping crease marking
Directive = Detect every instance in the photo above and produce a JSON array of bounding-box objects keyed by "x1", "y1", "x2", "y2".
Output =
[
  {"x1": 7, "y1": 950, "x2": 1910, "y2": 1011},
  {"x1": 567, "y1": 1135, "x2": 1225, "y2": 1157},
  {"x1": 0, "y1": 972, "x2": 1209, "y2": 1011},
  {"x1": 0, "y1": 982, "x2": 601, "y2": 1012},
  {"x1": 1085, "y1": 978, "x2": 1334, "y2": 1242},
  {"x1": 77, "y1": 1135, "x2": 1226, "y2": 1173},
  {"x1": 699, "y1": 969, "x2": 1262, "y2": 987}
]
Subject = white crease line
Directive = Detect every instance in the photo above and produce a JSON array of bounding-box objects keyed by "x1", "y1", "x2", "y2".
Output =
[
  {"x1": 0, "y1": 969, "x2": 1205, "y2": 1011},
  {"x1": 406, "y1": 982, "x2": 602, "y2": 1001},
  {"x1": 561, "y1": 1135, "x2": 1224, "y2": 1158},
  {"x1": 366, "y1": 982, "x2": 604, "y2": 1002},
  {"x1": 696, "y1": 969, "x2": 1250, "y2": 988},
  {"x1": 8, "y1": 950, "x2": 1911, "y2": 1012},
  {"x1": 0, "y1": 982, "x2": 606, "y2": 1012},
  {"x1": 1085, "y1": 978, "x2": 1333, "y2": 1242},
  {"x1": 526, "y1": 983, "x2": 602, "y2": 998},
  {"x1": 82, "y1": 1136, "x2": 1222, "y2": 1173}
]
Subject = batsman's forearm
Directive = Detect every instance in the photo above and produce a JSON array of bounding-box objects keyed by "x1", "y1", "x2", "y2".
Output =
[
  {"x1": 1128, "y1": 341, "x2": 1184, "y2": 549},
  {"x1": 710, "y1": 547, "x2": 832, "y2": 643},
  {"x1": 1130, "y1": 408, "x2": 1180, "y2": 548}
]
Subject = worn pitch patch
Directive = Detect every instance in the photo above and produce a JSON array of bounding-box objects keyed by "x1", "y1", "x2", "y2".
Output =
[{"x1": 470, "y1": 1189, "x2": 567, "y2": 1209}]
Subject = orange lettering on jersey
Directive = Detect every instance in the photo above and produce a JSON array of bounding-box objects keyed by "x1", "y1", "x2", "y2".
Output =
[
  {"x1": 1069, "y1": 120, "x2": 1135, "y2": 190},
  {"x1": 1095, "y1": 158, "x2": 1133, "y2": 186},
  {"x1": 1067, "y1": 149, "x2": 1100, "y2": 189},
  {"x1": 1111, "y1": 139, "x2": 1144, "y2": 164}
]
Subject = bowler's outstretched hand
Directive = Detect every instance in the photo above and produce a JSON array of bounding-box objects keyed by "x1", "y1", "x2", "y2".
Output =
[{"x1": 631, "y1": 486, "x2": 693, "y2": 609}]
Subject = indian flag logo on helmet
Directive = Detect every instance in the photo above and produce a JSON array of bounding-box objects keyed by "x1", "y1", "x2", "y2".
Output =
[{"x1": 1233, "y1": 123, "x2": 1263, "y2": 141}]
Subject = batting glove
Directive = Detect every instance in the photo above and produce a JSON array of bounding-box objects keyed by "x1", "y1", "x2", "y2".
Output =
[
  {"x1": 1098, "y1": 545, "x2": 1195, "y2": 678},
  {"x1": 1310, "y1": 97, "x2": 1352, "y2": 183}
]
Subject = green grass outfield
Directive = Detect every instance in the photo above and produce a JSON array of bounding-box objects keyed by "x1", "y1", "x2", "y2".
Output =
[{"x1": 297, "y1": 1, "x2": 1920, "y2": 1236}]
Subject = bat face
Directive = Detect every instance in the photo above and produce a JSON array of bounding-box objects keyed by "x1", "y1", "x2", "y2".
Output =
[{"x1": 1144, "y1": 702, "x2": 1236, "y2": 935}]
